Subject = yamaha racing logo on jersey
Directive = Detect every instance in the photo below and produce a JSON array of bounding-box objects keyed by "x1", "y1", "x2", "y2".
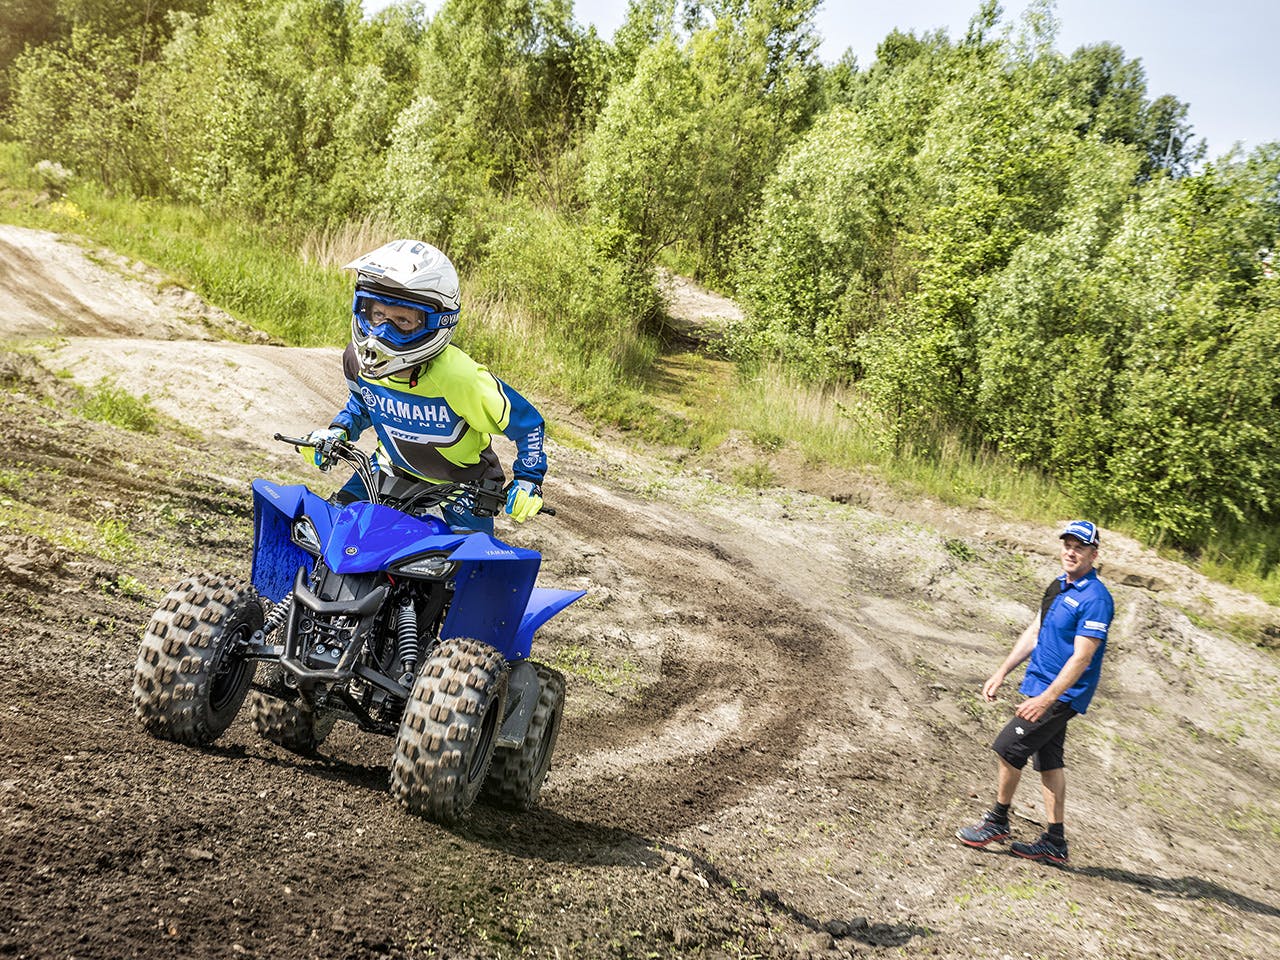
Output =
[{"x1": 361, "y1": 384, "x2": 462, "y2": 439}]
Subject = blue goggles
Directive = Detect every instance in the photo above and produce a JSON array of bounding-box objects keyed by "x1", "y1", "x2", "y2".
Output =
[{"x1": 352, "y1": 290, "x2": 458, "y2": 347}]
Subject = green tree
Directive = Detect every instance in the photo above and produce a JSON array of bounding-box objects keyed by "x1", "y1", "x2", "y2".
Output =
[
  {"x1": 0, "y1": 0, "x2": 60, "y2": 108},
  {"x1": 682, "y1": 0, "x2": 822, "y2": 281},
  {"x1": 969, "y1": 141, "x2": 1140, "y2": 469},
  {"x1": 56, "y1": 0, "x2": 211, "y2": 52},
  {"x1": 9, "y1": 26, "x2": 145, "y2": 187},
  {"x1": 136, "y1": 0, "x2": 402, "y2": 221},
  {"x1": 731, "y1": 22, "x2": 967, "y2": 387},
  {"x1": 610, "y1": 0, "x2": 678, "y2": 85},
  {"x1": 1, "y1": 0, "x2": 207, "y2": 109},
  {"x1": 1084, "y1": 152, "x2": 1280, "y2": 542},
  {"x1": 377, "y1": 0, "x2": 607, "y2": 240},
  {"x1": 1059, "y1": 42, "x2": 1200, "y2": 179},
  {"x1": 581, "y1": 33, "x2": 701, "y2": 312},
  {"x1": 585, "y1": 0, "x2": 821, "y2": 288}
]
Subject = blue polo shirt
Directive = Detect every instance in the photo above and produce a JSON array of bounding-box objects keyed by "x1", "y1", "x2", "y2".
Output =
[{"x1": 1020, "y1": 571, "x2": 1114, "y2": 714}]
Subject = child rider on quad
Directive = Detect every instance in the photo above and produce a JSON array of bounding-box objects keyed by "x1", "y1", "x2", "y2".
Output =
[{"x1": 299, "y1": 239, "x2": 546, "y2": 533}]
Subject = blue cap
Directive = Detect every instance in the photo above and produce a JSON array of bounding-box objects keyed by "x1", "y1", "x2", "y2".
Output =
[{"x1": 1059, "y1": 520, "x2": 1099, "y2": 546}]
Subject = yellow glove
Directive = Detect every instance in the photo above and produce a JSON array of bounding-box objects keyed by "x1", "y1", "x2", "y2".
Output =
[
  {"x1": 505, "y1": 480, "x2": 543, "y2": 523},
  {"x1": 298, "y1": 427, "x2": 346, "y2": 469}
]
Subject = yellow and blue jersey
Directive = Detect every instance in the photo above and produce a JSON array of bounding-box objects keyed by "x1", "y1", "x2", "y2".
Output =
[{"x1": 331, "y1": 343, "x2": 546, "y2": 486}]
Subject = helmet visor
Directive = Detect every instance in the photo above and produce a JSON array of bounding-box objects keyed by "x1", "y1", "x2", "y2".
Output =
[{"x1": 353, "y1": 290, "x2": 458, "y2": 348}]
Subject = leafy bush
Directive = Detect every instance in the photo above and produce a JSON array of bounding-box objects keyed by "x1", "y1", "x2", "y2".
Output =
[
  {"x1": 465, "y1": 200, "x2": 658, "y2": 387},
  {"x1": 9, "y1": 27, "x2": 146, "y2": 189},
  {"x1": 583, "y1": 36, "x2": 703, "y2": 268},
  {"x1": 585, "y1": 4, "x2": 822, "y2": 287}
]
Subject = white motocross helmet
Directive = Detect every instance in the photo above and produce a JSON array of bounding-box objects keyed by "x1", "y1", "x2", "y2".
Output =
[{"x1": 343, "y1": 239, "x2": 461, "y2": 378}]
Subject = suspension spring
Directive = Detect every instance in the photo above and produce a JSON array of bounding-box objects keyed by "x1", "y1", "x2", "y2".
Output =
[
  {"x1": 262, "y1": 592, "x2": 294, "y2": 637},
  {"x1": 395, "y1": 595, "x2": 419, "y2": 674}
]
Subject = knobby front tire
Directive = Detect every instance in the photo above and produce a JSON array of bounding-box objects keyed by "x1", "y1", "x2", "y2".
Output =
[{"x1": 133, "y1": 573, "x2": 261, "y2": 745}]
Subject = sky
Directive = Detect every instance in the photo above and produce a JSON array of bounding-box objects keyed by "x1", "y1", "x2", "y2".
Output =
[{"x1": 365, "y1": 1, "x2": 1278, "y2": 160}]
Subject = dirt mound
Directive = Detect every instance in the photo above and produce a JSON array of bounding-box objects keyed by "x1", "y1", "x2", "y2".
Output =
[
  {"x1": 1, "y1": 225, "x2": 1278, "y2": 960},
  {"x1": 51, "y1": 337, "x2": 349, "y2": 448},
  {"x1": 0, "y1": 224, "x2": 266, "y2": 342}
]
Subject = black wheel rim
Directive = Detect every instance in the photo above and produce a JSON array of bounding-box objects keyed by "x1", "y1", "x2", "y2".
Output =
[
  {"x1": 467, "y1": 700, "x2": 500, "y2": 784},
  {"x1": 531, "y1": 703, "x2": 562, "y2": 782},
  {"x1": 210, "y1": 623, "x2": 252, "y2": 711}
]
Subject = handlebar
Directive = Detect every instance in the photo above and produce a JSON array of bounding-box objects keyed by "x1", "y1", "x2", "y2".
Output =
[{"x1": 274, "y1": 433, "x2": 556, "y2": 518}]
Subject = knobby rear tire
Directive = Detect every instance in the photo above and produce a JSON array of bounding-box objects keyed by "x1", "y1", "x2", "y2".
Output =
[
  {"x1": 390, "y1": 637, "x2": 507, "y2": 824},
  {"x1": 248, "y1": 691, "x2": 337, "y2": 754},
  {"x1": 132, "y1": 573, "x2": 261, "y2": 745},
  {"x1": 482, "y1": 661, "x2": 565, "y2": 811}
]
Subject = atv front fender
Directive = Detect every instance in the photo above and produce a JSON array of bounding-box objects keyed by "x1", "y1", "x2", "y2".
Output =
[
  {"x1": 440, "y1": 534, "x2": 546, "y2": 660},
  {"x1": 250, "y1": 479, "x2": 337, "y2": 603}
]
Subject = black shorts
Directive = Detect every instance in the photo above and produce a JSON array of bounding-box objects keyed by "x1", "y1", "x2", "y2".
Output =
[{"x1": 991, "y1": 700, "x2": 1077, "y2": 772}]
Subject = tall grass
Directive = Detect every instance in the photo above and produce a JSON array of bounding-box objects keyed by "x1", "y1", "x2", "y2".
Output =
[
  {"x1": 728, "y1": 365, "x2": 1072, "y2": 517},
  {"x1": 69, "y1": 192, "x2": 351, "y2": 345},
  {"x1": 0, "y1": 144, "x2": 348, "y2": 346},
  {"x1": 1198, "y1": 525, "x2": 1280, "y2": 605},
  {"x1": 298, "y1": 214, "x2": 403, "y2": 268},
  {"x1": 459, "y1": 200, "x2": 662, "y2": 425}
]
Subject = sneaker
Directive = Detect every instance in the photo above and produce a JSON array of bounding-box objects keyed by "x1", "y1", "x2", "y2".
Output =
[
  {"x1": 956, "y1": 813, "x2": 1011, "y2": 848},
  {"x1": 1011, "y1": 832, "x2": 1069, "y2": 865}
]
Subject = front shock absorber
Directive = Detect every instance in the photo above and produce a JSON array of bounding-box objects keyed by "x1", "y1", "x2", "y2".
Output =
[
  {"x1": 395, "y1": 594, "x2": 419, "y2": 680},
  {"x1": 261, "y1": 591, "x2": 294, "y2": 637}
]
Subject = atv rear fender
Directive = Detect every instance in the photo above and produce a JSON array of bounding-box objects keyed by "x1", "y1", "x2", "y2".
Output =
[{"x1": 515, "y1": 587, "x2": 586, "y2": 654}]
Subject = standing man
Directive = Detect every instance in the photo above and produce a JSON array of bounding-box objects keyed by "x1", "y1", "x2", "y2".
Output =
[{"x1": 956, "y1": 520, "x2": 1115, "y2": 865}]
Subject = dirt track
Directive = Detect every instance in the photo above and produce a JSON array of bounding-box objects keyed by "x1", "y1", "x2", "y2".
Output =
[{"x1": 1, "y1": 226, "x2": 1279, "y2": 959}]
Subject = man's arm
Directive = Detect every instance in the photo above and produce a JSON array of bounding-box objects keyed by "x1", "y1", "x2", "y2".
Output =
[
  {"x1": 981, "y1": 617, "x2": 1040, "y2": 702},
  {"x1": 1014, "y1": 634, "x2": 1102, "y2": 722},
  {"x1": 330, "y1": 390, "x2": 372, "y2": 439}
]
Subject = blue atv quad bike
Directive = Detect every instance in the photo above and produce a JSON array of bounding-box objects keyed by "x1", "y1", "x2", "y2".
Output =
[{"x1": 132, "y1": 434, "x2": 583, "y2": 824}]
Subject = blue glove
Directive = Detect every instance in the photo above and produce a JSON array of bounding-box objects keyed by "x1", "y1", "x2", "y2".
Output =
[
  {"x1": 299, "y1": 427, "x2": 346, "y2": 470},
  {"x1": 505, "y1": 479, "x2": 543, "y2": 523}
]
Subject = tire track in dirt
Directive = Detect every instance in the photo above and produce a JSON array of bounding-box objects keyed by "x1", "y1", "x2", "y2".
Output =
[
  {"x1": 11, "y1": 329, "x2": 863, "y2": 848},
  {"x1": 524, "y1": 470, "x2": 1072, "y2": 859},
  {"x1": 529, "y1": 480, "x2": 871, "y2": 838}
]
